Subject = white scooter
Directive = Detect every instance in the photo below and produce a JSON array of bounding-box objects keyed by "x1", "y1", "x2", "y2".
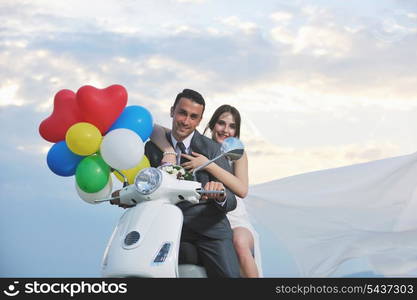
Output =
[{"x1": 96, "y1": 137, "x2": 244, "y2": 278}]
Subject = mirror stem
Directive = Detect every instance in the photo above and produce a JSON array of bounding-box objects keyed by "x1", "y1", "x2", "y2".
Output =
[
  {"x1": 192, "y1": 153, "x2": 225, "y2": 180},
  {"x1": 111, "y1": 168, "x2": 129, "y2": 187}
]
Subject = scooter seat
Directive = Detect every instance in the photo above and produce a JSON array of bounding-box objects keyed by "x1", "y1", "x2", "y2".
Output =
[{"x1": 178, "y1": 242, "x2": 203, "y2": 266}]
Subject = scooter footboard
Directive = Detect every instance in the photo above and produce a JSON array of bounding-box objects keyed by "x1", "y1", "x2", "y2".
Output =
[{"x1": 101, "y1": 201, "x2": 183, "y2": 278}]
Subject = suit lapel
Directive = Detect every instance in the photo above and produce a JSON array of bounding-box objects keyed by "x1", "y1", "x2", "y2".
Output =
[
  {"x1": 165, "y1": 131, "x2": 174, "y2": 147},
  {"x1": 190, "y1": 130, "x2": 204, "y2": 155}
]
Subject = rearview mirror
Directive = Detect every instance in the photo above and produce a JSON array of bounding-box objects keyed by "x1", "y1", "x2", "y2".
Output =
[{"x1": 221, "y1": 137, "x2": 244, "y2": 161}]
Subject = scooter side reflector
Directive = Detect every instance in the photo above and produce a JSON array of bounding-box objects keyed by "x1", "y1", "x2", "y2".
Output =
[{"x1": 153, "y1": 242, "x2": 172, "y2": 263}]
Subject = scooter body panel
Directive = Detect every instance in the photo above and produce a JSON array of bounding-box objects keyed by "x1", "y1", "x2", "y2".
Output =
[{"x1": 101, "y1": 200, "x2": 183, "y2": 278}]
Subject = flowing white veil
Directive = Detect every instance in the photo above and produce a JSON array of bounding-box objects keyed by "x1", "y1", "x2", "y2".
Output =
[{"x1": 244, "y1": 152, "x2": 417, "y2": 277}]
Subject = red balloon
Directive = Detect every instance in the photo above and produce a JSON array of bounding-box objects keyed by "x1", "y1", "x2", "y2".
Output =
[
  {"x1": 76, "y1": 85, "x2": 127, "y2": 134},
  {"x1": 39, "y1": 89, "x2": 84, "y2": 143}
]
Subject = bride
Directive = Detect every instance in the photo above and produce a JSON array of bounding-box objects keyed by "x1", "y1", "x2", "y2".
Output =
[{"x1": 151, "y1": 104, "x2": 262, "y2": 278}]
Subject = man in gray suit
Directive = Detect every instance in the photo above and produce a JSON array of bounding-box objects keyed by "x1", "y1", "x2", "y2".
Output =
[{"x1": 145, "y1": 89, "x2": 240, "y2": 278}]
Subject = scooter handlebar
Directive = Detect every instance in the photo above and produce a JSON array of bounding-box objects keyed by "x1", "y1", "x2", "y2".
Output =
[
  {"x1": 93, "y1": 188, "x2": 226, "y2": 205},
  {"x1": 94, "y1": 196, "x2": 120, "y2": 203}
]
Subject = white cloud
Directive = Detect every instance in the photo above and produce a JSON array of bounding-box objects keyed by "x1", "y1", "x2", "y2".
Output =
[
  {"x1": 171, "y1": 25, "x2": 201, "y2": 35},
  {"x1": 0, "y1": 39, "x2": 28, "y2": 48},
  {"x1": 269, "y1": 6, "x2": 353, "y2": 58},
  {"x1": 143, "y1": 55, "x2": 213, "y2": 82},
  {"x1": 220, "y1": 16, "x2": 258, "y2": 35},
  {"x1": 270, "y1": 26, "x2": 294, "y2": 44},
  {"x1": 174, "y1": 0, "x2": 206, "y2": 3},
  {"x1": 0, "y1": 81, "x2": 25, "y2": 106},
  {"x1": 0, "y1": 45, "x2": 108, "y2": 111},
  {"x1": 292, "y1": 25, "x2": 352, "y2": 57},
  {"x1": 114, "y1": 56, "x2": 128, "y2": 64},
  {"x1": 245, "y1": 137, "x2": 401, "y2": 184},
  {"x1": 209, "y1": 79, "x2": 408, "y2": 117},
  {"x1": 301, "y1": 5, "x2": 329, "y2": 19},
  {"x1": 270, "y1": 11, "x2": 293, "y2": 24},
  {"x1": 0, "y1": 80, "x2": 25, "y2": 107},
  {"x1": 0, "y1": 0, "x2": 203, "y2": 38},
  {"x1": 17, "y1": 144, "x2": 50, "y2": 155}
]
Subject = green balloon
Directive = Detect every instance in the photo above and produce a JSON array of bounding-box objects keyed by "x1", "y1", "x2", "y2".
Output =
[{"x1": 76, "y1": 154, "x2": 110, "y2": 193}]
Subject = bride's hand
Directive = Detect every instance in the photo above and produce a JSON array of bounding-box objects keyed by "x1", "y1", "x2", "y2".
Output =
[{"x1": 181, "y1": 152, "x2": 209, "y2": 171}]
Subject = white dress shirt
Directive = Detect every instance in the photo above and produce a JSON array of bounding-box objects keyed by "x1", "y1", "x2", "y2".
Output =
[{"x1": 170, "y1": 131, "x2": 194, "y2": 165}]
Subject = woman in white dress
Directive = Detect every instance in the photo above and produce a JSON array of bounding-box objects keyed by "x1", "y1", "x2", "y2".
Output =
[{"x1": 151, "y1": 104, "x2": 262, "y2": 277}]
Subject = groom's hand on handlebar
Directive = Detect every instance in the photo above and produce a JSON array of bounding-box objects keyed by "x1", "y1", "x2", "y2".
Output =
[
  {"x1": 202, "y1": 181, "x2": 226, "y2": 202},
  {"x1": 109, "y1": 190, "x2": 134, "y2": 209}
]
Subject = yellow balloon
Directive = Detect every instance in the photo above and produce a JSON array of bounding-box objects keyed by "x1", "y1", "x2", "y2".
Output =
[
  {"x1": 114, "y1": 155, "x2": 150, "y2": 184},
  {"x1": 66, "y1": 122, "x2": 102, "y2": 156}
]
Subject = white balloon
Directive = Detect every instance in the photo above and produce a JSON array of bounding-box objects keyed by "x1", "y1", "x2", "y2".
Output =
[
  {"x1": 100, "y1": 128, "x2": 144, "y2": 170},
  {"x1": 76, "y1": 176, "x2": 113, "y2": 204}
]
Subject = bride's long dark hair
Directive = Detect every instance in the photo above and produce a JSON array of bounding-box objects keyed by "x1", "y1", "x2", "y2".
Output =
[{"x1": 203, "y1": 104, "x2": 241, "y2": 139}]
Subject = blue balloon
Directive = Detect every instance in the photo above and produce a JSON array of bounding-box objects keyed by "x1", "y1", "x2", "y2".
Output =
[
  {"x1": 108, "y1": 105, "x2": 154, "y2": 142},
  {"x1": 47, "y1": 141, "x2": 84, "y2": 176}
]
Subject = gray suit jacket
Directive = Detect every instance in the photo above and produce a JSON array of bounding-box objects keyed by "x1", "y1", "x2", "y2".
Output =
[{"x1": 145, "y1": 130, "x2": 237, "y2": 239}]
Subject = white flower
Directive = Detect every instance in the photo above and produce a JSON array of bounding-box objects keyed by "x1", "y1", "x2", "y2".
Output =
[{"x1": 159, "y1": 164, "x2": 193, "y2": 181}]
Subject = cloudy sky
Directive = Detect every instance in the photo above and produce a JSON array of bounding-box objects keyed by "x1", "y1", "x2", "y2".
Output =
[{"x1": 1, "y1": 0, "x2": 416, "y2": 277}]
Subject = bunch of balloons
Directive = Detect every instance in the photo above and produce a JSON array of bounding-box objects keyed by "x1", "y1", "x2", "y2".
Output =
[{"x1": 39, "y1": 84, "x2": 153, "y2": 204}]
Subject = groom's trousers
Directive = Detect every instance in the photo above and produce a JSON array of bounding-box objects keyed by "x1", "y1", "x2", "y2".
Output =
[{"x1": 180, "y1": 224, "x2": 241, "y2": 278}]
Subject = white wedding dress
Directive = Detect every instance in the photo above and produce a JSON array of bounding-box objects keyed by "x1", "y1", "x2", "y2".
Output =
[
  {"x1": 244, "y1": 151, "x2": 417, "y2": 277},
  {"x1": 227, "y1": 196, "x2": 263, "y2": 277}
]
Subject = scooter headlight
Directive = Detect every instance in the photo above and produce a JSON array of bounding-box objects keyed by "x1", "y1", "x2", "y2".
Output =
[{"x1": 134, "y1": 167, "x2": 162, "y2": 195}]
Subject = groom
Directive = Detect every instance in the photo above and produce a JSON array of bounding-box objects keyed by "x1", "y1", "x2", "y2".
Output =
[{"x1": 145, "y1": 88, "x2": 240, "y2": 278}]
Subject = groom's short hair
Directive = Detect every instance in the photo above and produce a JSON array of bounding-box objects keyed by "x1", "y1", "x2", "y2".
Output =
[{"x1": 173, "y1": 89, "x2": 206, "y2": 113}]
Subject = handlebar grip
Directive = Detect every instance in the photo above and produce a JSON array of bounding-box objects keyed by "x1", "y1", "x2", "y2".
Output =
[{"x1": 196, "y1": 188, "x2": 225, "y2": 195}]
